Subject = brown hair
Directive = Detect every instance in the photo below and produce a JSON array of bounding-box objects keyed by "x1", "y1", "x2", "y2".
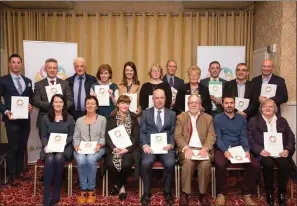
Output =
[
  {"x1": 209, "y1": 61, "x2": 220, "y2": 68},
  {"x1": 96, "y1": 64, "x2": 112, "y2": 80},
  {"x1": 259, "y1": 99, "x2": 278, "y2": 114},
  {"x1": 45, "y1": 58, "x2": 58, "y2": 64},
  {"x1": 236, "y1": 63, "x2": 249, "y2": 71},
  {"x1": 121, "y1": 61, "x2": 140, "y2": 85}
]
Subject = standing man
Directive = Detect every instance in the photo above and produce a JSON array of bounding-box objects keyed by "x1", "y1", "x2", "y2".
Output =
[
  {"x1": 175, "y1": 94, "x2": 215, "y2": 206},
  {"x1": 66, "y1": 57, "x2": 96, "y2": 121},
  {"x1": 214, "y1": 94, "x2": 259, "y2": 206},
  {"x1": 33, "y1": 58, "x2": 73, "y2": 129},
  {"x1": 140, "y1": 89, "x2": 176, "y2": 206},
  {"x1": 0, "y1": 54, "x2": 33, "y2": 186},
  {"x1": 200, "y1": 61, "x2": 226, "y2": 117},
  {"x1": 162, "y1": 60, "x2": 184, "y2": 107},
  {"x1": 224, "y1": 63, "x2": 256, "y2": 119},
  {"x1": 251, "y1": 59, "x2": 288, "y2": 115}
]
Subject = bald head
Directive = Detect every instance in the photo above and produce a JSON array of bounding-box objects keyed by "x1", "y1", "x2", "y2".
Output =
[
  {"x1": 261, "y1": 60, "x2": 274, "y2": 77},
  {"x1": 153, "y1": 89, "x2": 166, "y2": 109}
]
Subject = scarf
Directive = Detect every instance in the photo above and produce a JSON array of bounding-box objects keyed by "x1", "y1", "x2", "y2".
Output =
[{"x1": 262, "y1": 114, "x2": 277, "y2": 133}]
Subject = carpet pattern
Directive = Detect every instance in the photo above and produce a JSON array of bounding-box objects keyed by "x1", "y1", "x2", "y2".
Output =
[{"x1": 0, "y1": 166, "x2": 296, "y2": 205}]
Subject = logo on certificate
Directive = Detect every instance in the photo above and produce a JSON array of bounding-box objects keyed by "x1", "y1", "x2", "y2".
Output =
[
  {"x1": 235, "y1": 155, "x2": 243, "y2": 161},
  {"x1": 51, "y1": 88, "x2": 58, "y2": 94},
  {"x1": 265, "y1": 86, "x2": 272, "y2": 92},
  {"x1": 85, "y1": 143, "x2": 92, "y2": 148},
  {"x1": 156, "y1": 136, "x2": 163, "y2": 143},
  {"x1": 212, "y1": 86, "x2": 218, "y2": 92},
  {"x1": 115, "y1": 130, "x2": 121, "y2": 138},
  {"x1": 54, "y1": 135, "x2": 62, "y2": 142},
  {"x1": 99, "y1": 88, "x2": 105, "y2": 95},
  {"x1": 269, "y1": 136, "x2": 277, "y2": 143},
  {"x1": 238, "y1": 101, "x2": 244, "y2": 108},
  {"x1": 16, "y1": 99, "x2": 24, "y2": 106},
  {"x1": 172, "y1": 92, "x2": 177, "y2": 97}
]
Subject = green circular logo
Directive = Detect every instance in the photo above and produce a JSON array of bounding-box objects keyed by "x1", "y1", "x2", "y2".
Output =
[{"x1": 29, "y1": 146, "x2": 35, "y2": 151}]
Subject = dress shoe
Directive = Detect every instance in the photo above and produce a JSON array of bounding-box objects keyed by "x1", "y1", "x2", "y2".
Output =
[
  {"x1": 86, "y1": 190, "x2": 96, "y2": 205},
  {"x1": 141, "y1": 193, "x2": 151, "y2": 205},
  {"x1": 7, "y1": 177, "x2": 20, "y2": 187},
  {"x1": 119, "y1": 193, "x2": 126, "y2": 201},
  {"x1": 16, "y1": 172, "x2": 32, "y2": 181},
  {"x1": 179, "y1": 192, "x2": 189, "y2": 206},
  {"x1": 77, "y1": 191, "x2": 87, "y2": 205},
  {"x1": 109, "y1": 185, "x2": 119, "y2": 195},
  {"x1": 266, "y1": 193, "x2": 274, "y2": 206},
  {"x1": 50, "y1": 199, "x2": 60, "y2": 206},
  {"x1": 163, "y1": 191, "x2": 174, "y2": 205},
  {"x1": 215, "y1": 194, "x2": 226, "y2": 206},
  {"x1": 199, "y1": 194, "x2": 210, "y2": 206},
  {"x1": 278, "y1": 193, "x2": 286, "y2": 206}
]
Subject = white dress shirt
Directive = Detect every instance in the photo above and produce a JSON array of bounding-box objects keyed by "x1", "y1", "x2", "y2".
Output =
[
  {"x1": 188, "y1": 112, "x2": 203, "y2": 148},
  {"x1": 262, "y1": 74, "x2": 272, "y2": 84},
  {"x1": 47, "y1": 77, "x2": 57, "y2": 85},
  {"x1": 237, "y1": 80, "x2": 246, "y2": 98}
]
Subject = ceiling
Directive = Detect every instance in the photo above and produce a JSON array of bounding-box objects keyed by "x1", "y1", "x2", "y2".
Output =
[{"x1": 0, "y1": 1, "x2": 255, "y2": 11}]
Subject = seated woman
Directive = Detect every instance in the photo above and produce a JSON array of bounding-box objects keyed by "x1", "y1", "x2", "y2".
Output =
[
  {"x1": 139, "y1": 64, "x2": 172, "y2": 110},
  {"x1": 40, "y1": 94, "x2": 75, "y2": 206},
  {"x1": 117, "y1": 61, "x2": 142, "y2": 116},
  {"x1": 174, "y1": 66, "x2": 212, "y2": 115},
  {"x1": 73, "y1": 96, "x2": 106, "y2": 205},
  {"x1": 90, "y1": 64, "x2": 119, "y2": 118},
  {"x1": 248, "y1": 99, "x2": 295, "y2": 206},
  {"x1": 105, "y1": 95, "x2": 140, "y2": 200}
]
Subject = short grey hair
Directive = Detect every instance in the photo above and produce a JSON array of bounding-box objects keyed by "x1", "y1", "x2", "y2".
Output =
[
  {"x1": 73, "y1": 57, "x2": 86, "y2": 66},
  {"x1": 188, "y1": 94, "x2": 202, "y2": 104}
]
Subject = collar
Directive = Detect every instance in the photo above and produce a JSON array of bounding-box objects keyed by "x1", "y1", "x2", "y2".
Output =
[
  {"x1": 98, "y1": 80, "x2": 111, "y2": 85},
  {"x1": 47, "y1": 77, "x2": 57, "y2": 82},
  {"x1": 154, "y1": 107, "x2": 165, "y2": 113},
  {"x1": 236, "y1": 79, "x2": 246, "y2": 86},
  {"x1": 75, "y1": 74, "x2": 86, "y2": 80},
  {"x1": 166, "y1": 74, "x2": 175, "y2": 79},
  {"x1": 10, "y1": 72, "x2": 22, "y2": 79},
  {"x1": 188, "y1": 111, "x2": 200, "y2": 119},
  {"x1": 262, "y1": 73, "x2": 272, "y2": 80},
  {"x1": 210, "y1": 77, "x2": 219, "y2": 81},
  {"x1": 223, "y1": 112, "x2": 236, "y2": 119}
]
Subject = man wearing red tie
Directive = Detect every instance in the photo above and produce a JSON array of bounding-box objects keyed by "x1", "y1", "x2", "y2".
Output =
[{"x1": 0, "y1": 54, "x2": 33, "y2": 186}]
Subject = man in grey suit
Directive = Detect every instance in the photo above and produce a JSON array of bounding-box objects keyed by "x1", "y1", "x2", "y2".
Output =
[
  {"x1": 140, "y1": 89, "x2": 176, "y2": 206},
  {"x1": 200, "y1": 61, "x2": 227, "y2": 117},
  {"x1": 32, "y1": 58, "x2": 73, "y2": 129}
]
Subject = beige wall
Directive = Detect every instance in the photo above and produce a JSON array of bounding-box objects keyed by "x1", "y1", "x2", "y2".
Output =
[{"x1": 254, "y1": 1, "x2": 296, "y2": 102}]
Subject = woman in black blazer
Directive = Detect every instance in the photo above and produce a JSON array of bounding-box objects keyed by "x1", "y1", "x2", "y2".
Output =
[
  {"x1": 40, "y1": 94, "x2": 75, "y2": 206},
  {"x1": 104, "y1": 95, "x2": 140, "y2": 200},
  {"x1": 174, "y1": 66, "x2": 212, "y2": 115}
]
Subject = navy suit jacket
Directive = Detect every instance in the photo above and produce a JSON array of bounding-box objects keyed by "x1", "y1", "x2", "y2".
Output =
[
  {"x1": 140, "y1": 107, "x2": 176, "y2": 148},
  {"x1": 0, "y1": 74, "x2": 33, "y2": 122},
  {"x1": 162, "y1": 75, "x2": 184, "y2": 91},
  {"x1": 251, "y1": 74, "x2": 288, "y2": 115}
]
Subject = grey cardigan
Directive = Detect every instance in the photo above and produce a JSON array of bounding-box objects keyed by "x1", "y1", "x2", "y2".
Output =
[{"x1": 73, "y1": 114, "x2": 106, "y2": 148}]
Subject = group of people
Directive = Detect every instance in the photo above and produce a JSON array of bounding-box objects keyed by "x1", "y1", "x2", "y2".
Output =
[{"x1": 0, "y1": 54, "x2": 295, "y2": 206}]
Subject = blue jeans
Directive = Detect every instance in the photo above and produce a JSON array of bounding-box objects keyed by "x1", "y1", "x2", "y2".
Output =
[{"x1": 74, "y1": 148, "x2": 105, "y2": 190}]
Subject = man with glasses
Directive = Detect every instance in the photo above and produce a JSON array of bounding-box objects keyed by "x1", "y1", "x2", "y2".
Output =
[
  {"x1": 224, "y1": 63, "x2": 256, "y2": 119},
  {"x1": 175, "y1": 94, "x2": 215, "y2": 205}
]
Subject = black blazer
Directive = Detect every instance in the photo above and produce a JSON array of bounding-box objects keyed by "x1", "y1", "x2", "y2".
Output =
[
  {"x1": 65, "y1": 73, "x2": 97, "y2": 112},
  {"x1": 224, "y1": 79, "x2": 256, "y2": 118},
  {"x1": 251, "y1": 74, "x2": 288, "y2": 115},
  {"x1": 162, "y1": 75, "x2": 184, "y2": 91},
  {"x1": 174, "y1": 82, "x2": 212, "y2": 115},
  {"x1": 0, "y1": 74, "x2": 33, "y2": 122}
]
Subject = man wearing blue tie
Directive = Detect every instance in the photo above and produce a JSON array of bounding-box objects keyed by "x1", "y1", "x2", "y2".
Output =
[
  {"x1": 140, "y1": 89, "x2": 176, "y2": 205},
  {"x1": 0, "y1": 54, "x2": 33, "y2": 186}
]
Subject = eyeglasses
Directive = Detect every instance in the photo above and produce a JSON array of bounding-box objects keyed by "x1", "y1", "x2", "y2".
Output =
[
  {"x1": 188, "y1": 101, "x2": 200, "y2": 105},
  {"x1": 236, "y1": 69, "x2": 248, "y2": 72}
]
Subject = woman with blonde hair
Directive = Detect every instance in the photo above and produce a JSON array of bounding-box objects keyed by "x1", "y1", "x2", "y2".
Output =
[{"x1": 139, "y1": 64, "x2": 172, "y2": 110}]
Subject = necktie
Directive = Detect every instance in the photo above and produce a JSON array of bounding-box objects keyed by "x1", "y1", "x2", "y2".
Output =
[
  {"x1": 77, "y1": 76, "x2": 83, "y2": 111},
  {"x1": 50, "y1": 80, "x2": 55, "y2": 85},
  {"x1": 156, "y1": 110, "x2": 162, "y2": 132},
  {"x1": 169, "y1": 77, "x2": 174, "y2": 87},
  {"x1": 15, "y1": 77, "x2": 23, "y2": 95}
]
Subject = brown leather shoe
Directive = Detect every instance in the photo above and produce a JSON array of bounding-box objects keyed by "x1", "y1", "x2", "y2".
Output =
[
  {"x1": 243, "y1": 195, "x2": 257, "y2": 206},
  {"x1": 7, "y1": 177, "x2": 20, "y2": 187},
  {"x1": 199, "y1": 194, "x2": 210, "y2": 206},
  {"x1": 215, "y1": 194, "x2": 226, "y2": 206},
  {"x1": 77, "y1": 191, "x2": 87, "y2": 205},
  {"x1": 86, "y1": 190, "x2": 96, "y2": 205},
  {"x1": 179, "y1": 192, "x2": 189, "y2": 206}
]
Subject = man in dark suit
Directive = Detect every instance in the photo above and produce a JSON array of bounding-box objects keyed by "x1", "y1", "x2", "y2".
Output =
[
  {"x1": 0, "y1": 54, "x2": 33, "y2": 186},
  {"x1": 32, "y1": 58, "x2": 73, "y2": 129},
  {"x1": 224, "y1": 63, "x2": 256, "y2": 119},
  {"x1": 200, "y1": 61, "x2": 227, "y2": 117},
  {"x1": 65, "y1": 57, "x2": 96, "y2": 121},
  {"x1": 251, "y1": 59, "x2": 288, "y2": 115},
  {"x1": 140, "y1": 89, "x2": 176, "y2": 206},
  {"x1": 162, "y1": 60, "x2": 184, "y2": 107}
]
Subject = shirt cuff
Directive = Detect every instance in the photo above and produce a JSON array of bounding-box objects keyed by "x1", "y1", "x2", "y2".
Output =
[
  {"x1": 142, "y1": 144, "x2": 149, "y2": 149},
  {"x1": 182, "y1": 145, "x2": 189, "y2": 152},
  {"x1": 4, "y1": 110, "x2": 9, "y2": 115}
]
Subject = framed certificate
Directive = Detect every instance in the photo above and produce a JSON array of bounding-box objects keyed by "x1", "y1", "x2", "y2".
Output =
[
  {"x1": 228, "y1": 146, "x2": 250, "y2": 164},
  {"x1": 47, "y1": 133, "x2": 67, "y2": 153},
  {"x1": 184, "y1": 95, "x2": 190, "y2": 111},
  {"x1": 11, "y1": 96, "x2": 29, "y2": 119},
  {"x1": 150, "y1": 133, "x2": 168, "y2": 154},
  {"x1": 260, "y1": 83, "x2": 277, "y2": 98},
  {"x1": 208, "y1": 81, "x2": 223, "y2": 97},
  {"x1": 235, "y1": 97, "x2": 250, "y2": 112},
  {"x1": 148, "y1": 95, "x2": 154, "y2": 108},
  {"x1": 124, "y1": 93, "x2": 137, "y2": 113},
  {"x1": 171, "y1": 87, "x2": 177, "y2": 99},
  {"x1": 264, "y1": 132, "x2": 283, "y2": 157},
  {"x1": 77, "y1": 141, "x2": 97, "y2": 154},
  {"x1": 45, "y1": 84, "x2": 63, "y2": 102},
  {"x1": 108, "y1": 125, "x2": 132, "y2": 148},
  {"x1": 95, "y1": 85, "x2": 110, "y2": 106}
]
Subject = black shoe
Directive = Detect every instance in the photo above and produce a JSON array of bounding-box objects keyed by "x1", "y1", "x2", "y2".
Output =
[
  {"x1": 163, "y1": 191, "x2": 174, "y2": 205},
  {"x1": 179, "y1": 192, "x2": 189, "y2": 206},
  {"x1": 266, "y1": 193, "x2": 274, "y2": 206},
  {"x1": 6, "y1": 177, "x2": 20, "y2": 187},
  {"x1": 119, "y1": 192, "x2": 126, "y2": 201},
  {"x1": 278, "y1": 193, "x2": 286, "y2": 206},
  {"x1": 199, "y1": 194, "x2": 209, "y2": 206},
  {"x1": 109, "y1": 185, "x2": 119, "y2": 195},
  {"x1": 50, "y1": 199, "x2": 60, "y2": 206},
  {"x1": 141, "y1": 193, "x2": 151, "y2": 205}
]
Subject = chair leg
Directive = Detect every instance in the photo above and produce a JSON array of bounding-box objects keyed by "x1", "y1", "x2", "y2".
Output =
[
  {"x1": 212, "y1": 167, "x2": 216, "y2": 199},
  {"x1": 141, "y1": 179, "x2": 144, "y2": 195},
  {"x1": 290, "y1": 179, "x2": 293, "y2": 199},
  {"x1": 177, "y1": 165, "x2": 180, "y2": 199},
  {"x1": 257, "y1": 184, "x2": 260, "y2": 198},
  {"x1": 4, "y1": 158, "x2": 7, "y2": 184},
  {"x1": 34, "y1": 164, "x2": 38, "y2": 196},
  {"x1": 139, "y1": 177, "x2": 142, "y2": 198},
  {"x1": 106, "y1": 170, "x2": 109, "y2": 197},
  {"x1": 175, "y1": 165, "x2": 177, "y2": 199},
  {"x1": 69, "y1": 164, "x2": 72, "y2": 197},
  {"x1": 102, "y1": 173, "x2": 105, "y2": 197}
]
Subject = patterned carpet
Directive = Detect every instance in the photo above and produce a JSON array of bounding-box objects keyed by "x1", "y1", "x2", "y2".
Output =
[{"x1": 0, "y1": 166, "x2": 296, "y2": 206}]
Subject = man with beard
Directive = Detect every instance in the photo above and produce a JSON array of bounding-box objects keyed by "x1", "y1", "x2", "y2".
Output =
[{"x1": 213, "y1": 94, "x2": 260, "y2": 206}]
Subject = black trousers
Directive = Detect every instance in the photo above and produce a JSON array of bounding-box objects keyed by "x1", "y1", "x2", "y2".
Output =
[
  {"x1": 260, "y1": 156, "x2": 290, "y2": 194},
  {"x1": 5, "y1": 119, "x2": 30, "y2": 177},
  {"x1": 105, "y1": 152, "x2": 134, "y2": 189}
]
